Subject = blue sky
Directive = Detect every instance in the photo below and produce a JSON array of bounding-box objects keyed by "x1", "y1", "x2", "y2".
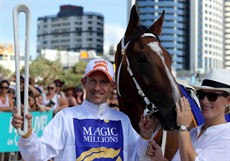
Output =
[{"x1": 0, "y1": 0, "x2": 128, "y2": 59}]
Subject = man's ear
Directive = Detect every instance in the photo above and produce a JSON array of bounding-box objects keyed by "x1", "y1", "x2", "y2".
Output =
[
  {"x1": 81, "y1": 78, "x2": 87, "y2": 88},
  {"x1": 111, "y1": 81, "x2": 117, "y2": 88}
]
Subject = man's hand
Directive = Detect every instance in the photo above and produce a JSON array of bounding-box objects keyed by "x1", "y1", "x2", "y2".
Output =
[
  {"x1": 145, "y1": 141, "x2": 168, "y2": 161},
  {"x1": 11, "y1": 108, "x2": 33, "y2": 137},
  {"x1": 139, "y1": 114, "x2": 160, "y2": 140}
]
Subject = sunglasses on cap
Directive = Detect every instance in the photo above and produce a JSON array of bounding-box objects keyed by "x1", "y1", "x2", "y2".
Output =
[
  {"x1": 55, "y1": 84, "x2": 62, "y2": 87},
  {"x1": 196, "y1": 90, "x2": 229, "y2": 102},
  {"x1": 0, "y1": 86, "x2": 9, "y2": 90}
]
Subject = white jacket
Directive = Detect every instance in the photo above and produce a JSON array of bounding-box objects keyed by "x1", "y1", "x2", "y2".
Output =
[{"x1": 18, "y1": 100, "x2": 148, "y2": 161}]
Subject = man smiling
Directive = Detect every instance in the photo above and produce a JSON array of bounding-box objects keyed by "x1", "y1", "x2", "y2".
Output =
[{"x1": 12, "y1": 58, "x2": 152, "y2": 161}]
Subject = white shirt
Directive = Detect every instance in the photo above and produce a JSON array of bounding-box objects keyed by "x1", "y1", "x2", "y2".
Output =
[
  {"x1": 172, "y1": 122, "x2": 230, "y2": 161},
  {"x1": 41, "y1": 93, "x2": 60, "y2": 110},
  {"x1": 18, "y1": 100, "x2": 148, "y2": 161},
  {"x1": 0, "y1": 94, "x2": 10, "y2": 108}
]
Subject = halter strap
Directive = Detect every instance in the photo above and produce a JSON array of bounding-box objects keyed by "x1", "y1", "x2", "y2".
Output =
[{"x1": 117, "y1": 32, "x2": 159, "y2": 115}]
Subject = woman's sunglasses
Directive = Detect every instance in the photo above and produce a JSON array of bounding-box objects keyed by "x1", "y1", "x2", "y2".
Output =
[
  {"x1": 196, "y1": 90, "x2": 228, "y2": 102},
  {"x1": 0, "y1": 86, "x2": 9, "y2": 90},
  {"x1": 48, "y1": 87, "x2": 54, "y2": 90}
]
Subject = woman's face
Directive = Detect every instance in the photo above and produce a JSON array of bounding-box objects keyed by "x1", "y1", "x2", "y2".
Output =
[
  {"x1": 66, "y1": 89, "x2": 74, "y2": 96},
  {"x1": 28, "y1": 96, "x2": 35, "y2": 107},
  {"x1": 8, "y1": 89, "x2": 15, "y2": 98},
  {"x1": 110, "y1": 89, "x2": 117, "y2": 99},
  {"x1": 199, "y1": 89, "x2": 230, "y2": 120},
  {"x1": 75, "y1": 88, "x2": 83, "y2": 96},
  {"x1": 47, "y1": 83, "x2": 56, "y2": 94},
  {"x1": 0, "y1": 82, "x2": 9, "y2": 94}
]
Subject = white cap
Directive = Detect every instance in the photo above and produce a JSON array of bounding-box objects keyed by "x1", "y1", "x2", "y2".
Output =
[{"x1": 84, "y1": 58, "x2": 114, "y2": 81}]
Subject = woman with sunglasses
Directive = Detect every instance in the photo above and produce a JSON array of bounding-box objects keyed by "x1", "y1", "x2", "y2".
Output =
[
  {"x1": 0, "y1": 80, "x2": 14, "y2": 112},
  {"x1": 144, "y1": 69, "x2": 230, "y2": 161},
  {"x1": 40, "y1": 82, "x2": 68, "y2": 115}
]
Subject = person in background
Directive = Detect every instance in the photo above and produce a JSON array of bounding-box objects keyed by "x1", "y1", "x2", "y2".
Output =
[
  {"x1": 144, "y1": 69, "x2": 230, "y2": 161},
  {"x1": 28, "y1": 91, "x2": 45, "y2": 112},
  {"x1": 64, "y1": 86, "x2": 78, "y2": 107},
  {"x1": 19, "y1": 75, "x2": 40, "y2": 105},
  {"x1": 74, "y1": 84, "x2": 84, "y2": 105},
  {"x1": 107, "y1": 88, "x2": 119, "y2": 110},
  {"x1": 11, "y1": 58, "x2": 153, "y2": 161},
  {"x1": 53, "y1": 79, "x2": 65, "y2": 97},
  {"x1": 8, "y1": 85, "x2": 16, "y2": 105},
  {"x1": 0, "y1": 80, "x2": 16, "y2": 160},
  {"x1": 0, "y1": 80, "x2": 14, "y2": 112},
  {"x1": 41, "y1": 82, "x2": 68, "y2": 115}
]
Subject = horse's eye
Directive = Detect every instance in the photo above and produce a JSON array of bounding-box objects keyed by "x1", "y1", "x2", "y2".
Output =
[{"x1": 136, "y1": 53, "x2": 147, "y2": 62}]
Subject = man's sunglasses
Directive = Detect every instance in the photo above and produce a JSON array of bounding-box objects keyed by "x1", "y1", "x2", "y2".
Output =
[
  {"x1": 0, "y1": 86, "x2": 9, "y2": 90},
  {"x1": 196, "y1": 90, "x2": 228, "y2": 102}
]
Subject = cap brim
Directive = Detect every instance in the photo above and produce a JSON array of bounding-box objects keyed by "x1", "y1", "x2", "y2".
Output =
[
  {"x1": 191, "y1": 85, "x2": 230, "y2": 93},
  {"x1": 86, "y1": 69, "x2": 113, "y2": 81}
]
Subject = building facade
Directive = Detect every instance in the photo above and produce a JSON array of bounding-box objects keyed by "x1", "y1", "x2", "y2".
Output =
[
  {"x1": 224, "y1": 0, "x2": 230, "y2": 70},
  {"x1": 37, "y1": 5, "x2": 104, "y2": 54},
  {"x1": 135, "y1": 0, "x2": 190, "y2": 71},
  {"x1": 191, "y1": 0, "x2": 224, "y2": 74},
  {"x1": 130, "y1": 0, "x2": 225, "y2": 74}
]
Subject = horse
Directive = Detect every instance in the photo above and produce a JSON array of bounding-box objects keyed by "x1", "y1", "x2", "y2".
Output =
[{"x1": 115, "y1": 5, "x2": 204, "y2": 160}]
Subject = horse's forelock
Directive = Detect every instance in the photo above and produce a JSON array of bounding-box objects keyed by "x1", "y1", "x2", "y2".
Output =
[{"x1": 125, "y1": 26, "x2": 153, "y2": 52}]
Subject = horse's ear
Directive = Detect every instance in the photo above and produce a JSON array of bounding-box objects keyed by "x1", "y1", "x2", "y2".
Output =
[
  {"x1": 149, "y1": 10, "x2": 165, "y2": 36},
  {"x1": 125, "y1": 5, "x2": 139, "y2": 37}
]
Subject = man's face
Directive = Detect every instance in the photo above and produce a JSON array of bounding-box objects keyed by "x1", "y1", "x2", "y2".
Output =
[
  {"x1": 55, "y1": 83, "x2": 62, "y2": 93},
  {"x1": 82, "y1": 71, "x2": 114, "y2": 105}
]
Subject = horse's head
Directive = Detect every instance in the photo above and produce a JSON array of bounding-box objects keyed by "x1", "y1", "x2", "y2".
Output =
[{"x1": 115, "y1": 5, "x2": 181, "y2": 130}]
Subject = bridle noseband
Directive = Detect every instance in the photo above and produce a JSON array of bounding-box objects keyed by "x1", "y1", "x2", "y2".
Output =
[{"x1": 116, "y1": 28, "x2": 160, "y2": 116}]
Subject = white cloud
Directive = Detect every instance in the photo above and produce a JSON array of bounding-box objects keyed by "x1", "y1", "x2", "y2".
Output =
[{"x1": 103, "y1": 24, "x2": 126, "y2": 54}]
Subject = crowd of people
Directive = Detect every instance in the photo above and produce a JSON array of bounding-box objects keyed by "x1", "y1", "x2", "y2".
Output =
[
  {"x1": 0, "y1": 76, "x2": 119, "y2": 114},
  {"x1": 0, "y1": 59, "x2": 121, "y2": 161},
  {"x1": 11, "y1": 58, "x2": 150, "y2": 161},
  {"x1": 1, "y1": 58, "x2": 230, "y2": 161}
]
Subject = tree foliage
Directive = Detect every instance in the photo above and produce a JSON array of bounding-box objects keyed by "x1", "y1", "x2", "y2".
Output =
[
  {"x1": 0, "y1": 65, "x2": 12, "y2": 79},
  {"x1": 22, "y1": 56, "x2": 87, "y2": 88}
]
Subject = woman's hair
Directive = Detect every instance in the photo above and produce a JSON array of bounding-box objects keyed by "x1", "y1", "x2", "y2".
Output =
[{"x1": 0, "y1": 80, "x2": 10, "y2": 86}]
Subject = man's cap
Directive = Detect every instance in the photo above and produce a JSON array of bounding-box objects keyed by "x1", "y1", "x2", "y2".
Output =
[
  {"x1": 192, "y1": 69, "x2": 230, "y2": 93},
  {"x1": 84, "y1": 58, "x2": 114, "y2": 81}
]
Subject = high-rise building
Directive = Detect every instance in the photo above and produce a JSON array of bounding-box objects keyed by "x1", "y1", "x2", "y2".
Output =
[
  {"x1": 37, "y1": 5, "x2": 104, "y2": 54},
  {"x1": 129, "y1": 0, "x2": 225, "y2": 74},
  {"x1": 224, "y1": 0, "x2": 230, "y2": 70},
  {"x1": 134, "y1": 0, "x2": 190, "y2": 71},
  {"x1": 191, "y1": 0, "x2": 224, "y2": 73}
]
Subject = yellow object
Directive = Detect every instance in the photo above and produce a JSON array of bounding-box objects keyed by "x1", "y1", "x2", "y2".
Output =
[
  {"x1": 22, "y1": 128, "x2": 32, "y2": 138},
  {"x1": 80, "y1": 51, "x2": 89, "y2": 59}
]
